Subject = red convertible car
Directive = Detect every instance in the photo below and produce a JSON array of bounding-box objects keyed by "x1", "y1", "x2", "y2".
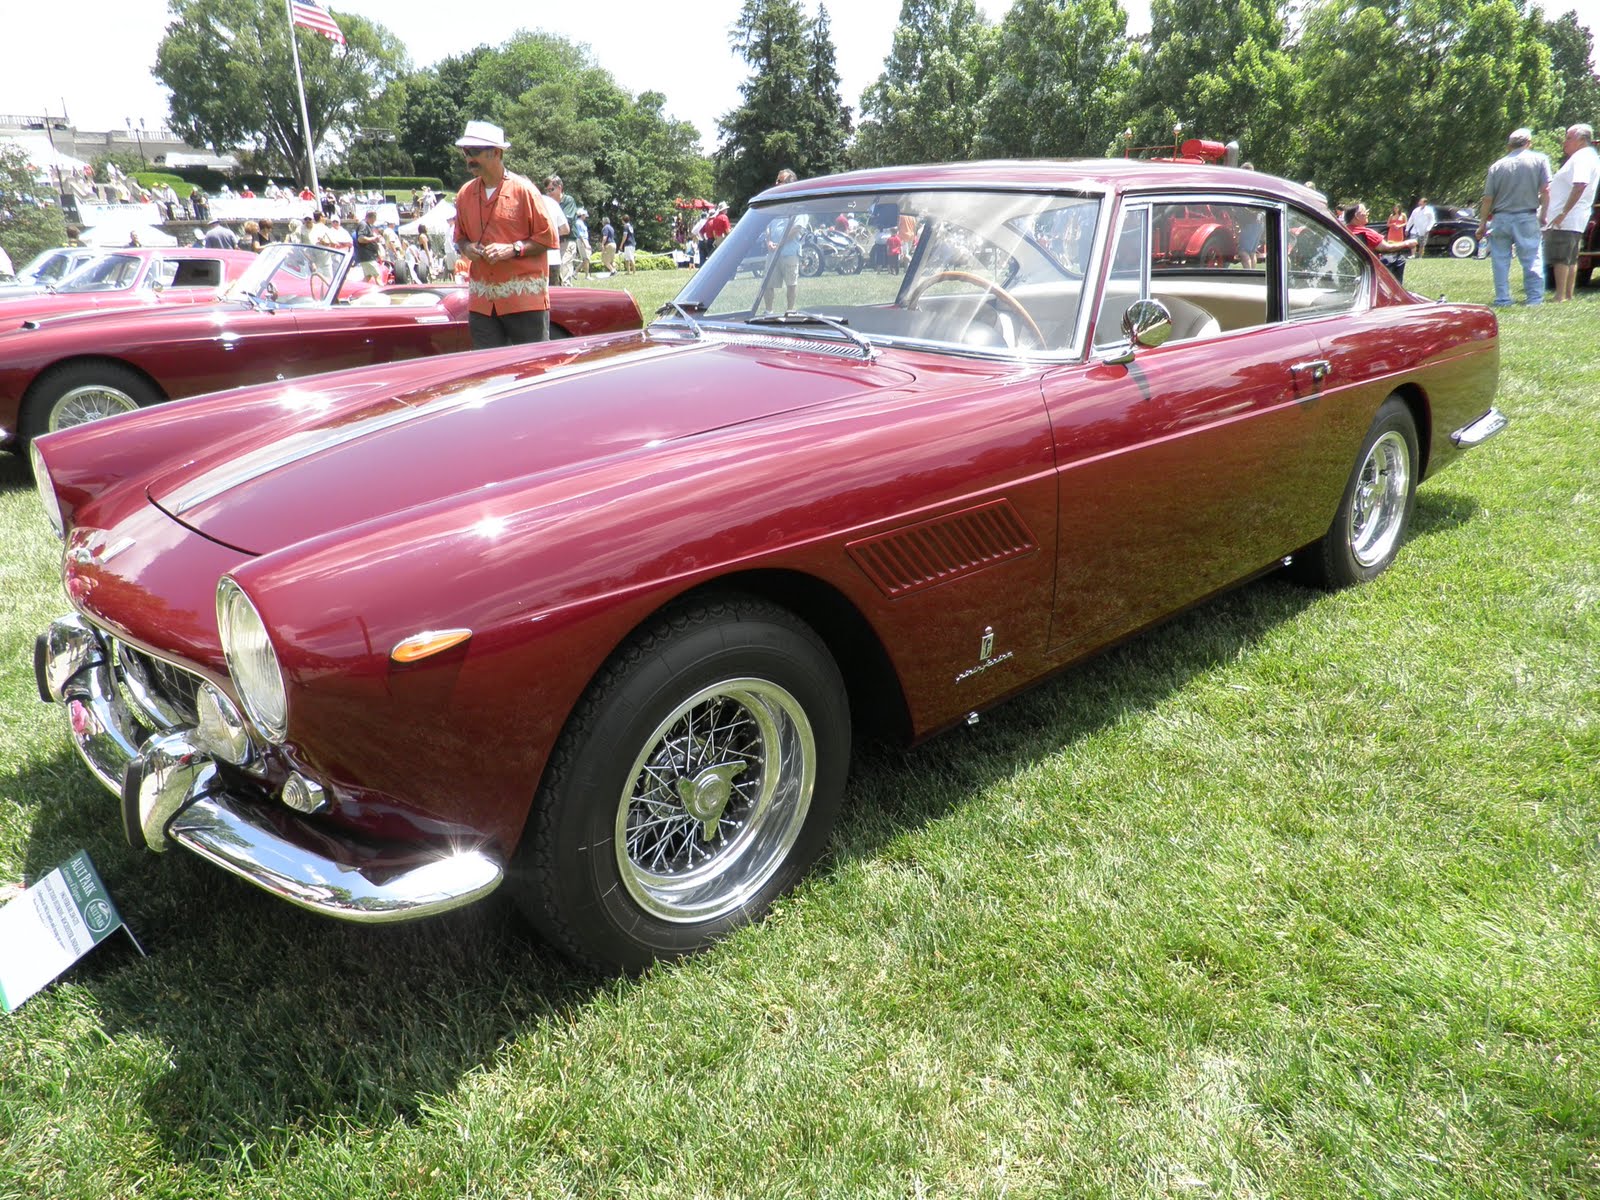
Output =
[
  {"x1": 32, "y1": 161, "x2": 1505, "y2": 971},
  {"x1": 1, "y1": 242, "x2": 643, "y2": 447},
  {"x1": 0, "y1": 246, "x2": 257, "y2": 329}
]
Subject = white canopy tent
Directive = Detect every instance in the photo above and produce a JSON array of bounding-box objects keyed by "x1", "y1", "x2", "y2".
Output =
[
  {"x1": 76, "y1": 223, "x2": 180, "y2": 248},
  {"x1": 1, "y1": 135, "x2": 90, "y2": 183},
  {"x1": 399, "y1": 199, "x2": 455, "y2": 237}
]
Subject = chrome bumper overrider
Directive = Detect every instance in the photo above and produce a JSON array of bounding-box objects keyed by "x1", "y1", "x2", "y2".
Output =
[
  {"x1": 1450, "y1": 407, "x2": 1509, "y2": 448},
  {"x1": 36, "y1": 614, "x2": 503, "y2": 923}
]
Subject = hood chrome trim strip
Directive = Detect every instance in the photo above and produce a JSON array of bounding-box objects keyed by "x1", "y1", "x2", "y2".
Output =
[{"x1": 162, "y1": 342, "x2": 684, "y2": 518}]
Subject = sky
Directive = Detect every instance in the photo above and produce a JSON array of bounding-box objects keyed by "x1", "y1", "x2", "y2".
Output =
[
  {"x1": 7, "y1": 0, "x2": 1598, "y2": 154},
  {"x1": 3, "y1": 0, "x2": 1153, "y2": 152}
]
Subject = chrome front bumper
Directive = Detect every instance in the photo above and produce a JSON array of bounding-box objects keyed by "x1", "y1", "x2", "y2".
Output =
[{"x1": 36, "y1": 614, "x2": 503, "y2": 923}]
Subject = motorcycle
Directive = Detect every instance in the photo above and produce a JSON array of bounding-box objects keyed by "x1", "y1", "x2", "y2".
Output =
[{"x1": 798, "y1": 225, "x2": 865, "y2": 277}]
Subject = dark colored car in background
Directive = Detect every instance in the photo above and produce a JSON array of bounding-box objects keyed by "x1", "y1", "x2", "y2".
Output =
[{"x1": 1422, "y1": 204, "x2": 1484, "y2": 258}]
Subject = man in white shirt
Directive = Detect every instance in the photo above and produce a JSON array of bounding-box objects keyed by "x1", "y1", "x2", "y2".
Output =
[
  {"x1": 1405, "y1": 197, "x2": 1436, "y2": 257},
  {"x1": 541, "y1": 186, "x2": 570, "y2": 288},
  {"x1": 1544, "y1": 123, "x2": 1599, "y2": 303}
]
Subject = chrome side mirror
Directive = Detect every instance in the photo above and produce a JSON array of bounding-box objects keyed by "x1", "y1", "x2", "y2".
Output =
[{"x1": 1121, "y1": 298, "x2": 1172, "y2": 349}]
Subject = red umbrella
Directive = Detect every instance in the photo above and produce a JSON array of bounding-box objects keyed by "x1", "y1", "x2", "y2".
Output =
[{"x1": 673, "y1": 197, "x2": 714, "y2": 210}]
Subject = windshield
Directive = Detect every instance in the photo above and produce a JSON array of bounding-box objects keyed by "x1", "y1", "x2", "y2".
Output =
[
  {"x1": 56, "y1": 254, "x2": 142, "y2": 293},
  {"x1": 666, "y1": 188, "x2": 1102, "y2": 354},
  {"x1": 224, "y1": 242, "x2": 349, "y2": 306},
  {"x1": 17, "y1": 249, "x2": 80, "y2": 285}
]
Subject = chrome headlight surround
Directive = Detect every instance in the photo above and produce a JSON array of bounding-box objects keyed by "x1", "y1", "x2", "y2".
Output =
[
  {"x1": 216, "y1": 576, "x2": 288, "y2": 744},
  {"x1": 31, "y1": 441, "x2": 65, "y2": 540}
]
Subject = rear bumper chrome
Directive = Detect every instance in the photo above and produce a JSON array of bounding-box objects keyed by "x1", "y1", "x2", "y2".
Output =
[
  {"x1": 37, "y1": 614, "x2": 503, "y2": 923},
  {"x1": 1450, "y1": 407, "x2": 1508, "y2": 448}
]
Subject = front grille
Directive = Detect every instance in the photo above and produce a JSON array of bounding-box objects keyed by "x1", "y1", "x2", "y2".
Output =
[{"x1": 113, "y1": 640, "x2": 202, "y2": 730}]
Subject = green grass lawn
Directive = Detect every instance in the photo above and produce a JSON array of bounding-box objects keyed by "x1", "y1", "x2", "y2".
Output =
[{"x1": 1, "y1": 256, "x2": 1595, "y2": 1198}]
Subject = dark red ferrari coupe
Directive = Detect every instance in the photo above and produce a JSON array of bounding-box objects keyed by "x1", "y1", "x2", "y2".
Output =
[
  {"x1": 32, "y1": 161, "x2": 1505, "y2": 971},
  {"x1": 0, "y1": 242, "x2": 643, "y2": 447}
]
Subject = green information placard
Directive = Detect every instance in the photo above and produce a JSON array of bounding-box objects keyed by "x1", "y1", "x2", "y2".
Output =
[{"x1": 0, "y1": 850, "x2": 129, "y2": 1014}]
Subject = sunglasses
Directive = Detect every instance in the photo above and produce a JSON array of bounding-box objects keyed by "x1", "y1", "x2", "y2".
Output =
[{"x1": 460, "y1": 146, "x2": 495, "y2": 157}]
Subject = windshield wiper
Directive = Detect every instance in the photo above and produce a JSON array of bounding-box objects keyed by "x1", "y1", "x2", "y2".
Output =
[
  {"x1": 654, "y1": 300, "x2": 704, "y2": 338},
  {"x1": 747, "y1": 310, "x2": 875, "y2": 359}
]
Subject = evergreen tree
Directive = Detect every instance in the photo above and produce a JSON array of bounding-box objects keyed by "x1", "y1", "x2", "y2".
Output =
[
  {"x1": 975, "y1": 0, "x2": 1138, "y2": 159},
  {"x1": 856, "y1": 0, "x2": 996, "y2": 167},
  {"x1": 714, "y1": 0, "x2": 815, "y2": 207},
  {"x1": 798, "y1": 5, "x2": 852, "y2": 179},
  {"x1": 1127, "y1": 0, "x2": 1299, "y2": 172}
]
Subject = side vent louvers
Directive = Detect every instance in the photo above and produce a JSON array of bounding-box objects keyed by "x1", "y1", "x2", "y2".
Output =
[{"x1": 847, "y1": 499, "x2": 1037, "y2": 598}]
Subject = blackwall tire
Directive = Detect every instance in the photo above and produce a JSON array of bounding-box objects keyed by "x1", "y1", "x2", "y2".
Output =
[
  {"x1": 1291, "y1": 396, "x2": 1419, "y2": 590},
  {"x1": 511, "y1": 597, "x2": 850, "y2": 972}
]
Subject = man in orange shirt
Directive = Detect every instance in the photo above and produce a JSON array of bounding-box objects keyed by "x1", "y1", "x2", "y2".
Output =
[{"x1": 451, "y1": 120, "x2": 559, "y2": 348}]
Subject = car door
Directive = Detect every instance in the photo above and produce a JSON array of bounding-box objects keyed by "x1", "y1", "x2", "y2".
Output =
[
  {"x1": 283, "y1": 292, "x2": 470, "y2": 376},
  {"x1": 1040, "y1": 197, "x2": 1330, "y2": 657},
  {"x1": 129, "y1": 306, "x2": 318, "y2": 401}
]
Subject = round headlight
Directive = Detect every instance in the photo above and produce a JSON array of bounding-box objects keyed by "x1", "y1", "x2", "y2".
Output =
[
  {"x1": 31, "y1": 442, "x2": 65, "y2": 540},
  {"x1": 216, "y1": 577, "x2": 288, "y2": 743}
]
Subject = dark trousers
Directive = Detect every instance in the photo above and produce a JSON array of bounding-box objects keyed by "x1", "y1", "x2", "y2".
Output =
[{"x1": 469, "y1": 309, "x2": 550, "y2": 349}]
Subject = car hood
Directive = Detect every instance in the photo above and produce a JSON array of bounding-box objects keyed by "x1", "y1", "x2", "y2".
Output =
[{"x1": 147, "y1": 332, "x2": 916, "y2": 555}]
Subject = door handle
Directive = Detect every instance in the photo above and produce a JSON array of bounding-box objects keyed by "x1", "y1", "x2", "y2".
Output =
[{"x1": 1290, "y1": 359, "x2": 1331, "y2": 383}]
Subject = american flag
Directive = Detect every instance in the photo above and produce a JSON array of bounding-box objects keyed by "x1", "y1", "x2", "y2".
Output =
[{"x1": 289, "y1": 0, "x2": 345, "y2": 45}]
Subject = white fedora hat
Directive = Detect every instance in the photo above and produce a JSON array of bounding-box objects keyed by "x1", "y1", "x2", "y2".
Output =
[{"x1": 455, "y1": 120, "x2": 510, "y2": 149}]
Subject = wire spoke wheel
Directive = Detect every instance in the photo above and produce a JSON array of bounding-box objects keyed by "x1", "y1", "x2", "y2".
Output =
[
  {"x1": 49, "y1": 383, "x2": 140, "y2": 432},
  {"x1": 616, "y1": 677, "x2": 815, "y2": 923}
]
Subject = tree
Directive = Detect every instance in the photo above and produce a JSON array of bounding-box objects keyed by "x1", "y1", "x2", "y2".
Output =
[
  {"x1": 975, "y1": 0, "x2": 1138, "y2": 158},
  {"x1": 715, "y1": 0, "x2": 848, "y2": 208},
  {"x1": 154, "y1": 0, "x2": 409, "y2": 184},
  {"x1": 1127, "y1": 0, "x2": 1300, "y2": 173},
  {"x1": 591, "y1": 91, "x2": 715, "y2": 250},
  {"x1": 0, "y1": 144, "x2": 67, "y2": 266},
  {"x1": 1535, "y1": 8, "x2": 1600, "y2": 129},
  {"x1": 390, "y1": 32, "x2": 708, "y2": 249},
  {"x1": 395, "y1": 47, "x2": 490, "y2": 185},
  {"x1": 1295, "y1": 0, "x2": 1554, "y2": 205},
  {"x1": 796, "y1": 5, "x2": 852, "y2": 178},
  {"x1": 856, "y1": 0, "x2": 997, "y2": 167}
]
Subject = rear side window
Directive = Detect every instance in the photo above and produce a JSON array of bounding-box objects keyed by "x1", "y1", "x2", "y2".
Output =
[{"x1": 1286, "y1": 209, "x2": 1366, "y2": 318}]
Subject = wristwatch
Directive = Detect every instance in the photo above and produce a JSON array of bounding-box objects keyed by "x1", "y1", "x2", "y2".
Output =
[{"x1": 514, "y1": 240, "x2": 525, "y2": 258}]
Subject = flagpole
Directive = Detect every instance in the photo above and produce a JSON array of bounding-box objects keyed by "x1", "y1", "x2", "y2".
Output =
[{"x1": 284, "y1": 0, "x2": 321, "y2": 195}]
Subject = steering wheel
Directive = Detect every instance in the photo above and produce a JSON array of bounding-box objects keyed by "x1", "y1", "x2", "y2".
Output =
[{"x1": 903, "y1": 269, "x2": 1046, "y2": 348}]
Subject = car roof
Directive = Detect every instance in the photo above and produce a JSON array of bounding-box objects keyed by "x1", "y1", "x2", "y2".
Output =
[{"x1": 760, "y1": 159, "x2": 1328, "y2": 209}]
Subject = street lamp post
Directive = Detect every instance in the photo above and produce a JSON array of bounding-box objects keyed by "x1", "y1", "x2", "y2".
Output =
[{"x1": 124, "y1": 118, "x2": 147, "y2": 166}]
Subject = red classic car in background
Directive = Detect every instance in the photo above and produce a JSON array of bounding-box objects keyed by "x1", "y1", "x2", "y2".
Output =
[
  {"x1": 0, "y1": 246, "x2": 258, "y2": 329},
  {"x1": 0, "y1": 242, "x2": 643, "y2": 447},
  {"x1": 32, "y1": 160, "x2": 1505, "y2": 972}
]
